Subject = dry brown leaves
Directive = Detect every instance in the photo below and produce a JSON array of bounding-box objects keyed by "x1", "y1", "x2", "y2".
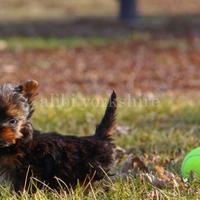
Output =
[
  {"x1": 1, "y1": 38, "x2": 200, "y2": 96},
  {"x1": 114, "y1": 145, "x2": 186, "y2": 190}
]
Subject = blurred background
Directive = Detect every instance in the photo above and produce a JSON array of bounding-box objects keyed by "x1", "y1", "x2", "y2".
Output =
[{"x1": 0, "y1": 0, "x2": 200, "y2": 96}]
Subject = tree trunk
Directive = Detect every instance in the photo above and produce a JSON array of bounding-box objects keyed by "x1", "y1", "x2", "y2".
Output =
[{"x1": 119, "y1": 0, "x2": 137, "y2": 20}]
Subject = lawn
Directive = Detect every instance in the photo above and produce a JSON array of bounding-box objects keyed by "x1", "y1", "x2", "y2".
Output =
[{"x1": 1, "y1": 95, "x2": 200, "y2": 199}]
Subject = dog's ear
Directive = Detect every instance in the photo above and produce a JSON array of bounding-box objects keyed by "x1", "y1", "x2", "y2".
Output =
[{"x1": 16, "y1": 80, "x2": 39, "y2": 102}]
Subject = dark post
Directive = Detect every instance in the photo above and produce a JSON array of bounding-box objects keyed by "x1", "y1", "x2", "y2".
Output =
[{"x1": 119, "y1": 0, "x2": 137, "y2": 20}]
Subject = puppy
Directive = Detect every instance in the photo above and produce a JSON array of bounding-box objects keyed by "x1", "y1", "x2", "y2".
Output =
[{"x1": 0, "y1": 80, "x2": 117, "y2": 192}]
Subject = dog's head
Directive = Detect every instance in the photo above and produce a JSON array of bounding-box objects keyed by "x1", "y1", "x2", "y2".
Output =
[{"x1": 0, "y1": 80, "x2": 38, "y2": 147}]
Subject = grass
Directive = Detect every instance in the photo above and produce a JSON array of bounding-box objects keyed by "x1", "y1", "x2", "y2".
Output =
[
  {"x1": 1, "y1": 94, "x2": 199, "y2": 199},
  {"x1": 0, "y1": 36, "x2": 126, "y2": 50},
  {"x1": 1, "y1": 33, "x2": 197, "y2": 50},
  {"x1": 34, "y1": 95, "x2": 200, "y2": 152}
]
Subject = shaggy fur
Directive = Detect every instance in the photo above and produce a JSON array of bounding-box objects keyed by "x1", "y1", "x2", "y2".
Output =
[{"x1": 0, "y1": 80, "x2": 117, "y2": 192}]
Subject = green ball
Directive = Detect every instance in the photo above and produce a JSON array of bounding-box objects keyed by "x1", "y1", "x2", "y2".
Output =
[{"x1": 181, "y1": 147, "x2": 200, "y2": 179}]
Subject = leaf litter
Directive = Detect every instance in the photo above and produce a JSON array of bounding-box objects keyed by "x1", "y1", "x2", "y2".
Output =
[{"x1": 112, "y1": 145, "x2": 187, "y2": 191}]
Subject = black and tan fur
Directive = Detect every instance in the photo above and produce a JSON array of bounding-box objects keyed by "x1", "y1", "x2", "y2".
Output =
[{"x1": 0, "y1": 80, "x2": 117, "y2": 192}]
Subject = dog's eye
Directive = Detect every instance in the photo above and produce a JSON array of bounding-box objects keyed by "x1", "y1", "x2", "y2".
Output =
[{"x1": 9, "y1": 119, "x2": 19, "y2": 125}]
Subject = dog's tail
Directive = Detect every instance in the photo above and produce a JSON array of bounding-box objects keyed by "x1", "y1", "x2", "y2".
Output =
[{"x1": 95, "y1": 91, "x2": 117, "y2": 139}]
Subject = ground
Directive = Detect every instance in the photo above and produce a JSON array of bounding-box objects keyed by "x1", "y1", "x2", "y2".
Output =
[
  {"x1": 1, "y1": 1, "x2": 200, "y2": 199},
  {"x1": 2, "y1": 96, "x2": 200, "y2": 199},
  {"x1": 1, "y1": 33, "x2": 200, "y2": 97}
]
